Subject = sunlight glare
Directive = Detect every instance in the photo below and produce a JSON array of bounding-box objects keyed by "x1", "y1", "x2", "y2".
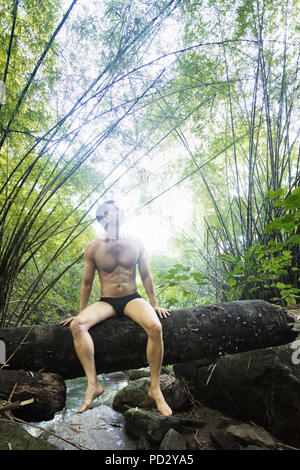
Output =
[{"x1": 94, "y1": 186, "x2": 194, "y2": 257}]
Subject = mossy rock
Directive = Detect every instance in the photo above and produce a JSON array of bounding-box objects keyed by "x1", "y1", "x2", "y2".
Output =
[
  {"x1": 123, "y1": 408, "x2": 204, "y2": 443},
  {"x1": 113, "y1": 377, "x2": 154, "y2": 413},
  {"x1": 158, "y1": 428, "x2": 187, "y2": 450},
  {"x1": 113, "y1": 376, "x2": 191, "y2": 413},
  {"x1": 0, "y1": 420, "x2": 60, "y2": 450}
]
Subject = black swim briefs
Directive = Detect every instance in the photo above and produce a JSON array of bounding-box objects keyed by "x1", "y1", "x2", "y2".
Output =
[{"x1": 99, "y1": 291, "x2": 142, "y2": 317}]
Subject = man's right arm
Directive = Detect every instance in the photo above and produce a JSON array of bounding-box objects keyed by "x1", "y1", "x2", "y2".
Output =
[
  {"x1": 78, "y1": 243, "x2": 96, "y2": 313},
  {"x1": 59, "y1": 243, "x2": 96, "y2": 326}
]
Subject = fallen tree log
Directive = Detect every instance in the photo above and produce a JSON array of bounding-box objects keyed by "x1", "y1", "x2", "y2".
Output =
[
  {"x1": 0, "y1": 370, "x2": 66, "y2": 421},
  {"x1": 0, "y1": 300, "x2": 298, "y2": 380}
]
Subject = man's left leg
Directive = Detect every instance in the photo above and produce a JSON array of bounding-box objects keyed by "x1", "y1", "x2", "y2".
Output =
[{"x1": 124, "y1": 298, "x2": 172, "y2": 416}]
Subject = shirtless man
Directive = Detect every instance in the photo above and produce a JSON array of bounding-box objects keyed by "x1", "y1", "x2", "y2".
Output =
[{"x1": 60, "y1": 200, "x2": 172, "y2": 416}]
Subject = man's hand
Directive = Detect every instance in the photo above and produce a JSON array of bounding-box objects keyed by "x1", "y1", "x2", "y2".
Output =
[
  {"x1": 59, "y1": 316, "x2": 76, "y2": 327},
  {"x1": 153, "y1": 306, "x2": 171, "y2": 319}
]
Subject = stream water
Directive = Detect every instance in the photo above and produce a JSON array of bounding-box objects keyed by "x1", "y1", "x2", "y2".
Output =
[
  {"x1": 63, "y1": 371, "x2": 130, "y2": 415},
  {"x1": 23, "y1": 371, "x2": 138, "y2": 450}
]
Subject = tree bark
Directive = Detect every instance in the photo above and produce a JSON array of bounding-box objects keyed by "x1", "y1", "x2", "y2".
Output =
[
  {"x1": 0, "y1": 369, "x2": 66, "y2": 421},
  {"x1": 0, "y1": 300, "x2": 298, "y2": 380}
]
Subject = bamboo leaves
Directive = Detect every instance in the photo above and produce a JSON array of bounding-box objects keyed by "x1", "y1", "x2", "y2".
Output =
[
  {"x1": 0, "y1": 0, "x2": 181, "y2": 327},
  {"x1": 148, "y1": 0, "x2": 299, "y2": 308}
]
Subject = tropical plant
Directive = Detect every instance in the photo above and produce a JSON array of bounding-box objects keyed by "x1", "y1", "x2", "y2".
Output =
[{"x1": 221, "y1": 187, "x2": 300, "y2": 304}]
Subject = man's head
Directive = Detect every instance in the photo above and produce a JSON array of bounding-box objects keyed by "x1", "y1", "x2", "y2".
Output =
[
  {"x1": 96, "y1": 200, "x2": 123, "y2": 239},
  {"x1": 96, "y1": 200, "x2": 117, "y2": 225}
]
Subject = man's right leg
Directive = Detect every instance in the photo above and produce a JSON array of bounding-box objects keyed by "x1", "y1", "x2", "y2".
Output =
[{"x1": 70, "y1": 302, "x2": 116, "y2": 413}]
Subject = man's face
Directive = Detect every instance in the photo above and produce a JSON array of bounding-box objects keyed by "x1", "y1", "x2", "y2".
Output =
[
  {"x1": 103, "y1": 203, "x2": 118, "y2": 224},
  {"x1": 99, "y1": 203, "x2": 123, "y2": 239}
]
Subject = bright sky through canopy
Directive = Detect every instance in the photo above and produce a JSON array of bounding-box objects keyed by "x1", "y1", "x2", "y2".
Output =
[{"x1": 94, "y1": 180, "x2": 195, "y2": 256}]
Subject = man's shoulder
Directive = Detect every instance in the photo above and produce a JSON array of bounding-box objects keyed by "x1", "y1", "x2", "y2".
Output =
[
  {"x1": 86, "y1": 237, "x2": 101, "y2": 246},
  {"x1": 128, "y1": 236, "x2": 146, "y2": 256},
  {"x1": 84, "y1": 238, "x2": 101, "y2": 254}
]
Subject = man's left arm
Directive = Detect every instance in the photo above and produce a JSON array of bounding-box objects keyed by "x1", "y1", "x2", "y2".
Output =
[{"x1": 138, "y1": 243, "x2": 171, "y2": 319}]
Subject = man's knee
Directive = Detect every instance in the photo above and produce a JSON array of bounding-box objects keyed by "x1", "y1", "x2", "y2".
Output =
[
  {"x1": 70, "y1": 316, "x2": 87, "y2": 335},
  {"x1": 147, "y1": 321, "x2": 162, "y2": 339}
]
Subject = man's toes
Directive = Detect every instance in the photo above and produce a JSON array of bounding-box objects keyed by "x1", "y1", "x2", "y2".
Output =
[
  {"x1": 161, "y1": 404, "x2": 172, "y2": 416},
  {"x1": 77, "y1": 402, "x2": 90, "y2": 414}
]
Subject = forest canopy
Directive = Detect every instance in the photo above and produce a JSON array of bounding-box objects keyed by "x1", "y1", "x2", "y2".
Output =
[{"x1": 0, "y1": 0, "x2": 299, "y2": 328}]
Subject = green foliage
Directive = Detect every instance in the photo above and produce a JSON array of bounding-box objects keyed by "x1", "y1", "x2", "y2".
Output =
[
  {"x1": 0, "y1": 0, "x2": 298, "y2": 326},
  {"x1": 145, "y1": 0, "x2": 299, "y2": 310},
  {"x1": 147, "y1": 260, "x2": 211, "y2": 308},
  {"x1": 221, "y1": 187, "x2": 300, "y2": 305},
  {"x1": 0, "y1": 0, "x2": 181, "y2": 327}
]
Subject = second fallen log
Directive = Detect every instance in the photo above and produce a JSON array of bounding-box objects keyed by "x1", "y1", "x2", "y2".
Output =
[
  {"x1": 0, "y1": 370, "x2": 66, "y2": 422},
  {"x1": 0, "y1": 299, "x2": 298, "y2": 380}
]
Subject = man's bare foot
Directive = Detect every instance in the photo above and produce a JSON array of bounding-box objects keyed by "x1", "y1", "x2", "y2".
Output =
[
  {"x1": 77, "y1": 382, "x2": 104, "y2": 414},
  {"x1": 148, "y1": 386, "x2": 172, "y2": 417}
]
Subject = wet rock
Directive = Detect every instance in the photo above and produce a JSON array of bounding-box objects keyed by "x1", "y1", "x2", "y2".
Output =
[
  {"x1": 226, "y1": 423, "x2": 276, "y2": 449},
  {"x1": 105, "y1": 371, "x2": 129, "y2": 381},
  {"x1": 161, "y1": 375, "x2": 192, "y2": 412},
  {"x1": 210, "y1": 431, "x2": 241, "y2": 450},
  {"x1": 136, "y1": 434, "x2": 152, "y2": 450},
  {"x1": 174, "y1": 343, "x2": 300, "y2": 447},
  {"x1": 186, "y1": 435, "x2": 200, "y2": 450},
  {"x1": 123, "y1": 408, "x2": 204, "y2": 443},
  {"x1": 113, "y1": 378, "x2": 154, "y2": 413},
  {"x1": 113, "y1": 375, "x2": 191, "y2": 414},
  {"x1": 0, "y1": 420, "x2": 60, "y2": 450},
  {"x1": 158, "y1": 428, "x2": 187, "y2": 450},
  {"x1": 45, "y1": 405, "x2": 136, "y2": 450}
]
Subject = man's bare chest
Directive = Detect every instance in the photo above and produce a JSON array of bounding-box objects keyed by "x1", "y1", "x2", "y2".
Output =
[{"x1": 95, "y1": 241, "x2": 140, "y2": 272}]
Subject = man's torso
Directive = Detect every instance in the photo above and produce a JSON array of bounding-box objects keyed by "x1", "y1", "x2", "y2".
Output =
[{"x1": 88, "y1": 234, "x2": 142, "y2": 297}]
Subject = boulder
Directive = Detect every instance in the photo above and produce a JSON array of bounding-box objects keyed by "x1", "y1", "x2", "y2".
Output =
[
  {"x1": 186, "y1": 435, "x2": 201, "y2": 450},
  {"x1": 113, "y1": 378, "x2": 154, "y2": 413},
  {"x1": 123, "y1": 408, "x2": 204, "y2": 443},
  {"x1": 136, "y1": 435, "x2": 152, "y2": 450},
  {"x1": 174, "y1": 342, "x2": 300, "y2": 447},
  {"x1": 126, "y1": 366, "x2": 172, "y2": 380},
  {"x1": 158, "y1": 428, "x2": 187, "y2": 450},
  {"x1": 113, "y1": 375, "x2": 191, "y2": 414},
  {"x1": 45, "y1": 405, "x2": 136, "y2": 450},
  {"x1": 210, "y1": 431, "x2": 241, "y2": 450},
  {"x1": 226, "y1": 423, "x2": 276, "y2": 449},
  {"x1": 0, "y1": 420, "x2": 60, "y2": 450}
]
